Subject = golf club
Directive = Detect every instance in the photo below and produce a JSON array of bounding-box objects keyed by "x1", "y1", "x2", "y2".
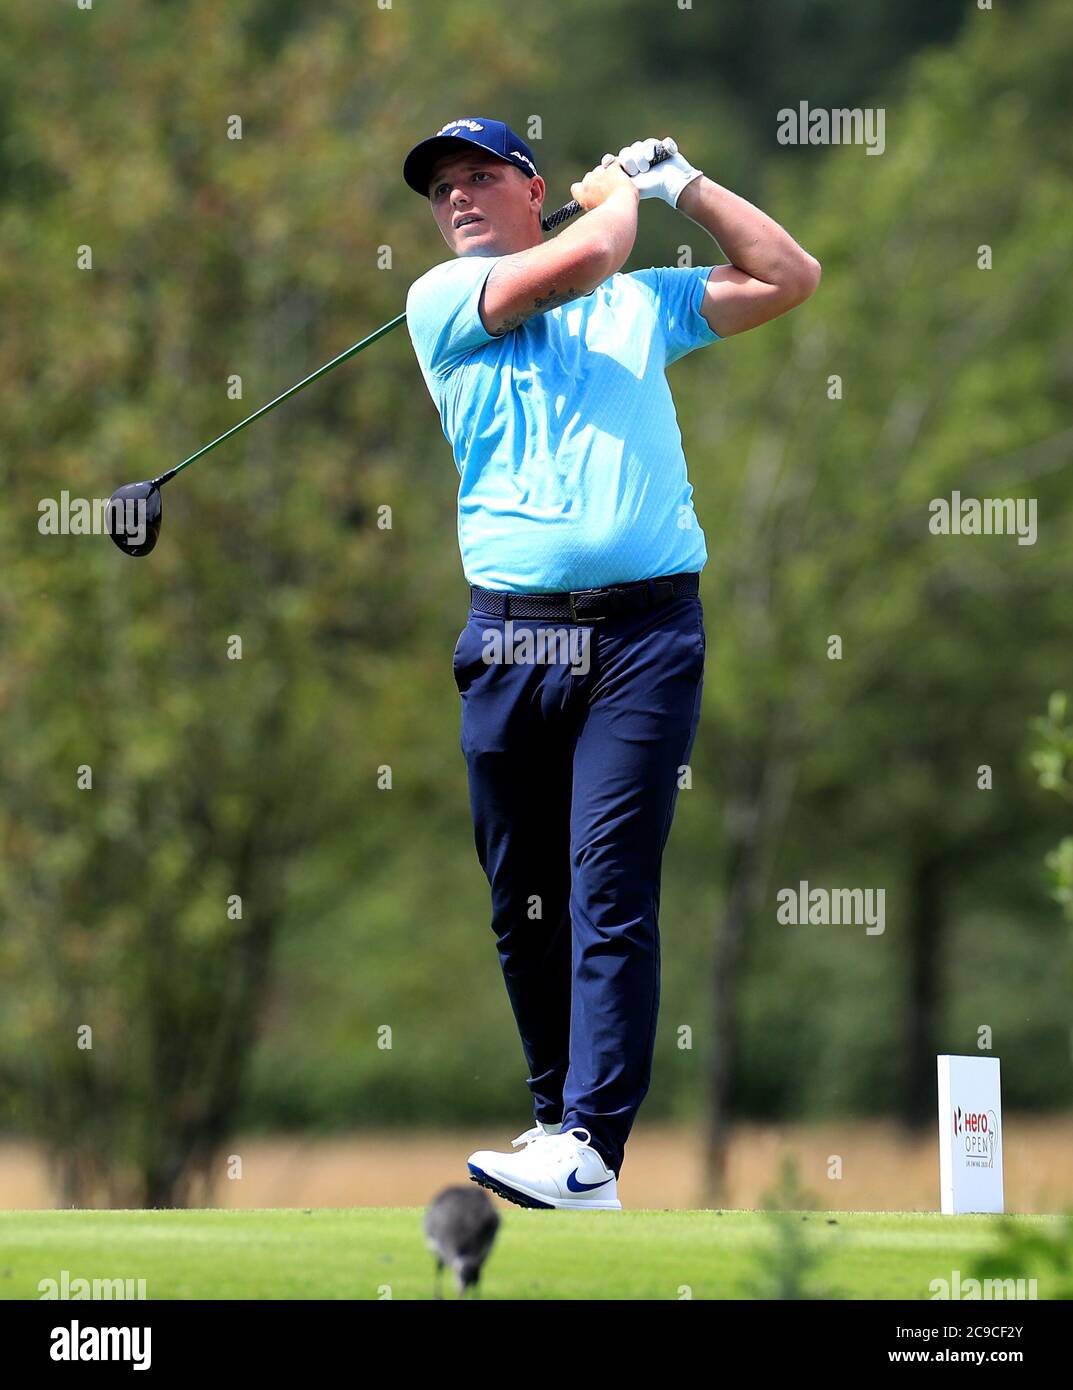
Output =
[
  {"x1": 106, "y1": 143, "x2": 673, "y2": 557},
  {"x1": 540, "y1": 140, "x2": 672, "y2": 231}
]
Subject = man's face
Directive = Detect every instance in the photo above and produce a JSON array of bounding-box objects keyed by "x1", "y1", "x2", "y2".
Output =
[{"x1": 427, "y1": 149, "x2": 545, "y2": 257}]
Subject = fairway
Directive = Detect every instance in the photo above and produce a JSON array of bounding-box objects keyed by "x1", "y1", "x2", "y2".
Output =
[{"x1": 0, "y1": 1209, "x2": 1062, "y2": 1301}]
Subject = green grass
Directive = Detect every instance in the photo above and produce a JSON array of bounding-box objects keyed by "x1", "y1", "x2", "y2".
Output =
[{"x1": 0, "y1": 1209, "x2": 1064, "y2": 1299}]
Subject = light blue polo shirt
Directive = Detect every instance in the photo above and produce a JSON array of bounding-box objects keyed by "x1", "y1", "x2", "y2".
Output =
[{"x1": 405, "y1": 253, "x2": 720, "y2": 592}]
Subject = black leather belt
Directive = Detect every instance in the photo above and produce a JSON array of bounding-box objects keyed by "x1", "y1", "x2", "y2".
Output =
[{"x1": 469, "y1": 571, "x2": 700, "y2": 623}]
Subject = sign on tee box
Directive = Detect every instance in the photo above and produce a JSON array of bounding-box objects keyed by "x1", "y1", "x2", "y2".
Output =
[{"x1": 937, "y1": 1055, "x2": 1004, "y2": 1215}]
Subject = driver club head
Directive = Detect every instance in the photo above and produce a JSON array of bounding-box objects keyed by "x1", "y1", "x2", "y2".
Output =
[{"x1": 106, "y1": 480, "x2": 162, "y2": 557}]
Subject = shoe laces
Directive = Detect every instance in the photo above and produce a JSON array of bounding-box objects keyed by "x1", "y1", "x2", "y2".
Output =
[
  {"x1": 511, "y1": 1124, "x2": 551, "y2": 1149},
  {"x1": 529, "y1": 1127, "x2": 596, "y2": 1171}
]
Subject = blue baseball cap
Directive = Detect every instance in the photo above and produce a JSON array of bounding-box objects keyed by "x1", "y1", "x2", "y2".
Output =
[{"x1": 403, "y1": 117, "x2": 539, "y2": 197}]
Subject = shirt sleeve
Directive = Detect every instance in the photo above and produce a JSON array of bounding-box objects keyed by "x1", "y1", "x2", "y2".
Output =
[
  {"x1": 405, "y1": 255, "x2": 504, "y2": 380},
  {"x1": 626, "y1": 265, "x2": 721, "y2": 366}
]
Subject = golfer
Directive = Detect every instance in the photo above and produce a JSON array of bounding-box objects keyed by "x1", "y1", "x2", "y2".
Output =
[{"x1": 403, "y1": 118, "x2": 820, "y2": 1210}]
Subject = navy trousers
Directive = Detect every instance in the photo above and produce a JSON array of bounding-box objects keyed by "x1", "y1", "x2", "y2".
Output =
[{"x1": 452, "y1": 590, "x2": 706, "y2": 1176}]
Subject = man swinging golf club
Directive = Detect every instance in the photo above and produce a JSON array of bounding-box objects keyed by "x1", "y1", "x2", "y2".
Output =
[{"x1": 403, "y1": 118, "x2": 820, "y2": 1211}]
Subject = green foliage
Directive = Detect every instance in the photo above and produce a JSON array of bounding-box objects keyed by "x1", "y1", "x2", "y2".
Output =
[
  {"x1": 744, "y1": 1156, "x2": 843, "y2": 1299},
  {"x1": 970, "y1": 1212, "x2": 1073, "y2": 1300},
  {"x1": 1029, "y1": 695, "x2": 1073, "y2": 799},
  {"x1": 1028, "y1": 692, "x2": 1073, "y2": 1009}
]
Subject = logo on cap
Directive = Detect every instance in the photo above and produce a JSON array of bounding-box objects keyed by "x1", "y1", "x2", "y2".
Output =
[
  {"x1": 437, "y1": 119, "x2": 485, "y2": 135},
  {"x1": 510, "y1": 150, "x2": 536, "y2": 174}
]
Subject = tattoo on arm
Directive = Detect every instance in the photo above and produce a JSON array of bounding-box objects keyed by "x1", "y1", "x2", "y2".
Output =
[{"x1": 494, "y1": 286, "x2": 581, "y2": 335}]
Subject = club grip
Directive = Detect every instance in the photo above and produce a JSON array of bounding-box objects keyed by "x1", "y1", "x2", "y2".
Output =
[{"x1": 541, "y1": 142, "x2": 673, "y2": 233}]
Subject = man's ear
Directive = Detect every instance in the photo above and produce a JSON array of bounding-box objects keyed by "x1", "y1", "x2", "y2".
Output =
[{"x1": 530, "y1": 175, "x2": 545, "y2": 213}]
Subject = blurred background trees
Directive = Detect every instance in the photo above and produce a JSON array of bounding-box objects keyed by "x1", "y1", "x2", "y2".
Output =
[{"x1": 1, "y1": 0, "x2": 1070, "y2": 1205}]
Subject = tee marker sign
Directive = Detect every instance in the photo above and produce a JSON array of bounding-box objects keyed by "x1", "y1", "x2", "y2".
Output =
[{"x1": 937, "y1": 1055, "x2": 1004, "y2": 1214}]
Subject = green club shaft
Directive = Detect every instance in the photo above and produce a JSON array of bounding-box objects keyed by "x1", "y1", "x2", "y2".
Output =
[{"x1": 153, "y1": 311, "x2": 408, "y2": 487}]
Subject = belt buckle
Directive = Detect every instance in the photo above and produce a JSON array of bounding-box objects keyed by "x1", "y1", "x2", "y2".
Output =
[{"x1": 569, "y1": 588, "x2": 609, "y2": 623}]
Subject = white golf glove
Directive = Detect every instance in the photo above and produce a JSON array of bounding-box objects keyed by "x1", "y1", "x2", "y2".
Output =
[{"x1": 601, "y1": 136, "x2": 703, "y2": 207}]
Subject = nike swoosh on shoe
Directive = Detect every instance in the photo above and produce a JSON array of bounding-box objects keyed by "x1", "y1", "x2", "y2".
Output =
[{"x1": 565, "y1": 1169, "x2": 613, "y2": 1193}]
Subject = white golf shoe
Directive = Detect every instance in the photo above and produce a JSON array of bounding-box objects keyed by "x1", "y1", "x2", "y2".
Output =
[{"x1": 467, "y1": 1125, "x2": 622, "y2": 1210}]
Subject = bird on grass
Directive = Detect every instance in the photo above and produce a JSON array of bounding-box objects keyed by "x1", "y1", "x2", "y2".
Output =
[{"x1": 424, "y1": 1185, "x2": 500, "y2": 1299}]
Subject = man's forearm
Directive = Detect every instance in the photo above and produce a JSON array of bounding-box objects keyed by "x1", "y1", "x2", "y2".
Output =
[
  {"x1": 565, "y1": 185, "x2": 640, "y2": 277},
  {"x1": 481, "y1": 185, "x2": 639, "y2": 336},
  {"x1": 675, "y1": 176, "x2": 819, "y2": 292}
]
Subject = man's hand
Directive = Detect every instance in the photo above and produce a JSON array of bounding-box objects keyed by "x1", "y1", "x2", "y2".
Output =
[
  {"x1": 601, "y1": 136, "x2": 703, "y2": 207},
  {"x1": 570, "y1": 159, "x2": 639, "y2": 212}
]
